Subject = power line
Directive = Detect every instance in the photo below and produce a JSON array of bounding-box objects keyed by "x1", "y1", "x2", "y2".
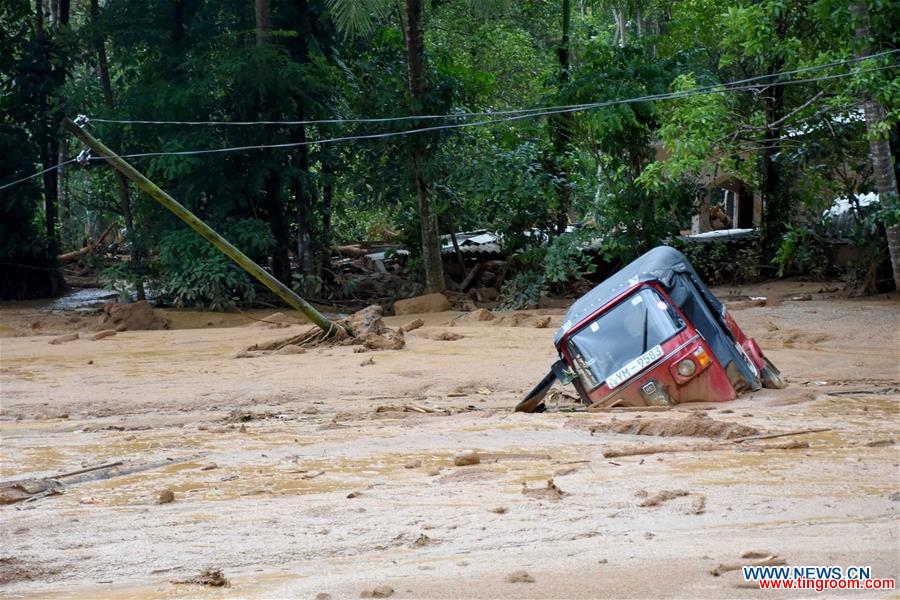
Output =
[
  {"x1": 0, "y1": 159, "x2": 78, "y2": 192},
  {"x1": 97, "y1": 63, "x2": 897, "y2": 161},
  {"x1": 88, "y1": 50, "x2": 898, "y2": 127},
  {"x1": 1, "y1": 56, "x2": 896, "y2": 191}
]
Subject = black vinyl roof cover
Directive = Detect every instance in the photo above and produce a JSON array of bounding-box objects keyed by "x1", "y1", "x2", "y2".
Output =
[{"x1": 554, "y1": 245, "x2": 722, "y2": 348}]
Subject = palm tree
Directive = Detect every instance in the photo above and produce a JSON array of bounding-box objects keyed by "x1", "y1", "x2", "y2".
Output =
[{"x1": 853, "y1": 1, "x2": 900, "y2": 290}]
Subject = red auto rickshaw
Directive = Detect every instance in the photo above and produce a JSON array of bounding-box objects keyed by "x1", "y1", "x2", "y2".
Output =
[{"x1": 516, "y1": 246, "x2": 784, "y2": 412}]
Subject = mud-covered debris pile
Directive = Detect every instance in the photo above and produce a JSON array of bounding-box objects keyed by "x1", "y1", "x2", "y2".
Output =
[
  {"x1": 345, "y1": 304, "x2": 405, "y2": 351},
  {"x1": 98, "y1": 300, "x2": 170, "y2": 331},
  {"x1": 449, "y1": 309, "x2": 552, "y2": 328},
  {"x1": 238, "y1": 305, "x2": 403, "y2": 357},
  {"x1": 591, "y1": 414, "x2": 759, "y2": 439},
  {"x1": 173, "y1": 568, "x2": 230, "y2": 587},
  {"x1": 0, "y1": 478, "x2": 64, "y2": 505},
  {"x1": 521, "y1": 478, "x2": 567, "y2": 502}
]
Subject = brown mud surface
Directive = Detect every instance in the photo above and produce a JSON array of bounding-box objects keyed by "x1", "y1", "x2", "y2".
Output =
[{"x1": 1, "y1": 279, "x2": 898, "y2": 598}]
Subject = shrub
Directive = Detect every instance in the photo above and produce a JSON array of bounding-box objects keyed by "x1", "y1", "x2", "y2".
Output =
[
  {"x1": 156, "y1": 219, "x2": 274, "y2": 310},
  {"x1": 675, "y1": 238, "x2": 762, "y2": 285},
  {"x1": 773, "y1": 225, "x2": 832, "y2": 279},
  {"x1": 498, "y1": 270, "x2": 547, "y2": 310}
]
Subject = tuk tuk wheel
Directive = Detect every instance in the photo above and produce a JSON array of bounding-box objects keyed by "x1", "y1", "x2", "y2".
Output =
[{"x1": 760, "y1": 357, "x2": 786, "y2": 389}]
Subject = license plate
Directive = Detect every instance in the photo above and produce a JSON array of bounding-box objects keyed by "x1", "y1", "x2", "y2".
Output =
[{"x1": 605, "y1": 344, "x2": 664, "y2": 389}]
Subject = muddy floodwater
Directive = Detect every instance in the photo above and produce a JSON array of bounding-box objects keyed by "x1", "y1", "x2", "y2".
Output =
[{"x1": 1, "y1": 280, "x2": 898, "y2": 598}]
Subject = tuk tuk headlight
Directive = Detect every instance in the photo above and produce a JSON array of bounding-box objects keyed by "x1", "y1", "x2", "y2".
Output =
[{"x1": 676, "y1": 358, "x2": 697, "y2": 377}]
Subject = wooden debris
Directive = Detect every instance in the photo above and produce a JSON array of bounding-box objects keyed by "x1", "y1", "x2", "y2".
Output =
[
  {"x1": 453, "y1": 450, "x2": 481, "y2": 466},
  {"x1": 360, "y1": 585, "x2": 394, "y2": 598},
  {"x1": 172, "y1": 568, "x2": 229, "y2": 587},
  {"x1": 505, "y1": 570, "x2": 535, "y2": 583},
  {"x1": 862, "y1": 438, "x2": 895, "y2": 447},
  {"x1": 603, "y1": 443, "x2": 718, "y2": 458},
  {"x1": 90, "y1": 329, "x2": 117, "y2": 341},
  {"x1": 56, "y1": 461, "x2": 124, "y2": 479},
  {"x1": 690, "y1": 494, "x2": 707, "y2": 515},
  {"x1": 521, "y1": 478, "x2": 566, "y2": 502},
  {"x1": 0, "y1": 479, "x2": 64, "y2": 505},
  {"x1": 49, "y1": 333, "x2": 79, "y2": 345},
  {"x1": 57, "y1": 222, "x2": 117, "y2": 264},
  {"x1": 401, "y1": 318, "x2": 424, "y2": 332},
  {"x1": 639, "y1": 489, "x2": 689, "y2": 507},
  {"x1": 711, "y1": 554, "x2": 786, "y2": 577},
  {"x1": 730, "y1": 428, "x2": 830, "y2": 443},
  {"x1": 757, "y1": 440, "x2": 809, "y2": 450},
  {"x1": 601, "y1": 427, "x2": 829, "y2": 458}
]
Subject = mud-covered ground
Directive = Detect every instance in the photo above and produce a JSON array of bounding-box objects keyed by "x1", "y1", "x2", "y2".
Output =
[{"x1": 1, "y1": 280, "x2": 898, "y2": 599}]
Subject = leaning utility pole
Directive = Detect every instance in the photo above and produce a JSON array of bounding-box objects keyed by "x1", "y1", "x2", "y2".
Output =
[{"x1": 61, "y1": 117, "x2": 342, "y2": 337}]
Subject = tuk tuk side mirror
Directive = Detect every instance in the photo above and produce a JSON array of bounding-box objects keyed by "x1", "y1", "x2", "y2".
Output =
[{"x1": 551, "y1": 359, "x2": 575, "y2": 385}]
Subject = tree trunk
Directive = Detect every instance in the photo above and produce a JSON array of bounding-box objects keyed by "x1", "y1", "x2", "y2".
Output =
[
  {"x1": 864, "y1": 100, "x2": 900, "y2": 290},
  {"x1": 90, "y1": 0, "x2": 144, "y2": 298},
  {"x1": 319, "y1": 145, "x2": 336, "y2": 281},
  {"x1": 35, "y1": 0, "x2": 59, "y2": 257},
  {"x1": 293, "y1": 118, "x2": 317, "y2": 283},
  {"x1": 853, "y1": 1, "x2": 900, "y2": 290},
  {"x1": 173, "y1": 0, "x2": 186, "y2": 45},
  {"x1": 58, "y1": 146, "x2": 69, "y2": 247},
  {"x1": 255, "y1": 0, "x2": 272, "y2": 46},
  {"x1": 252, "y1": 0, "x2": 292, "y2": 285},
  {"x1": 760, "y1": 63, "x2": 789, "y2": 259},
  {"x1": 549, "y1": 0, "x2": 575, "y2": 233},
  {"x1": 404, "y1": 0, "x2": 445, "y2": 293},
  {"x1": 263, "y1": 171, "x2": 289, "y2": 285},
  {"x1": 614, "y1": 8, "x2": 626, "y2": 47}
]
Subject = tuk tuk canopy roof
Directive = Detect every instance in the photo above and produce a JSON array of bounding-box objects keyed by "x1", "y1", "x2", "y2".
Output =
[{"x1": 554, "y1": 246, "x2": 721, "y2": 348}]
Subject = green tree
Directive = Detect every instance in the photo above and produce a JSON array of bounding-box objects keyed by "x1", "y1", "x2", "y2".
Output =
[
  {"x1": 0, "y1": 0, "x2": 66, "y2": 298},
  {"x1": 649, "y1": 0, "x2": 896, "y2": 271},
  {"x1": 564, "y1": 43, "x2": 687, "y2": 259},
  {"x1": 327, "y1": 0, "x2": 447, "y2": 292}
]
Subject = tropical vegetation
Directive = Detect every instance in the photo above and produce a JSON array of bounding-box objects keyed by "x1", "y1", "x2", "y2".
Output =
[{"x1": 1, "y1": 0, "x2": 896, "y2": 305}]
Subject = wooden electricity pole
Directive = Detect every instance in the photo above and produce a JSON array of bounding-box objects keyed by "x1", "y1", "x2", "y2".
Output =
[{"x1": 61, "y1": 117, "x2": 343, "y2": 337}]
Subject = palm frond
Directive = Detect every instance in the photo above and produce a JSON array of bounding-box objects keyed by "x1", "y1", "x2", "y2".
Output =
[{"x1": 325, "y1": 0, "x2": 394, "y2": 37}]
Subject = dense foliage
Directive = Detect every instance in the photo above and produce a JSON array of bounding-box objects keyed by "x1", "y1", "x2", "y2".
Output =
[{"x1": 1, "y1": 0, "x2": 896, "y2": 302}]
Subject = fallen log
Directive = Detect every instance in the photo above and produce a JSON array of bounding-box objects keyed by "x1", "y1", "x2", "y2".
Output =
[
  {"x1": 711, "y1": 554, "x2": 787, "y2": 577},
  {"x1": 729, "y1": 427, "x2": 830, "y2": 443},
  {"x1": 56, "y1": 460, "x2": 124, "y2": 479},
  {"x1": 602, "y1": 436, "x2": 816, "y2": 459},
  {"x1": 602, "y1": 442, "x2": 718, "y2": 458},
  {"x1": 57, "y1": 221, "x2": 117, "y2": 264},
  {"x1": 0, "y1": 456, "x2": 199, "y2": 504}
]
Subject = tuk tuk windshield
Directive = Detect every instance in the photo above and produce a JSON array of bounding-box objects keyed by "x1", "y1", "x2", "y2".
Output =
[{"x1": 565, "y1": 287, "x2": 685, "y2": 390}]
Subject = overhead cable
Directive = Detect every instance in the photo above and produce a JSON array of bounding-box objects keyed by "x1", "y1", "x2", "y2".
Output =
[
  {"x1": 88, "y1": 50, "x2": 898, "y2": 127},
  {"x1": 0, "y1": 159, "x2": 78, "y2": 192},
  {"x1": 1, "y1": 56, "x2": 895, "y2": 191},
  {"x1": 96, "y1": 64, "x2": 898, "y2": 161}
]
